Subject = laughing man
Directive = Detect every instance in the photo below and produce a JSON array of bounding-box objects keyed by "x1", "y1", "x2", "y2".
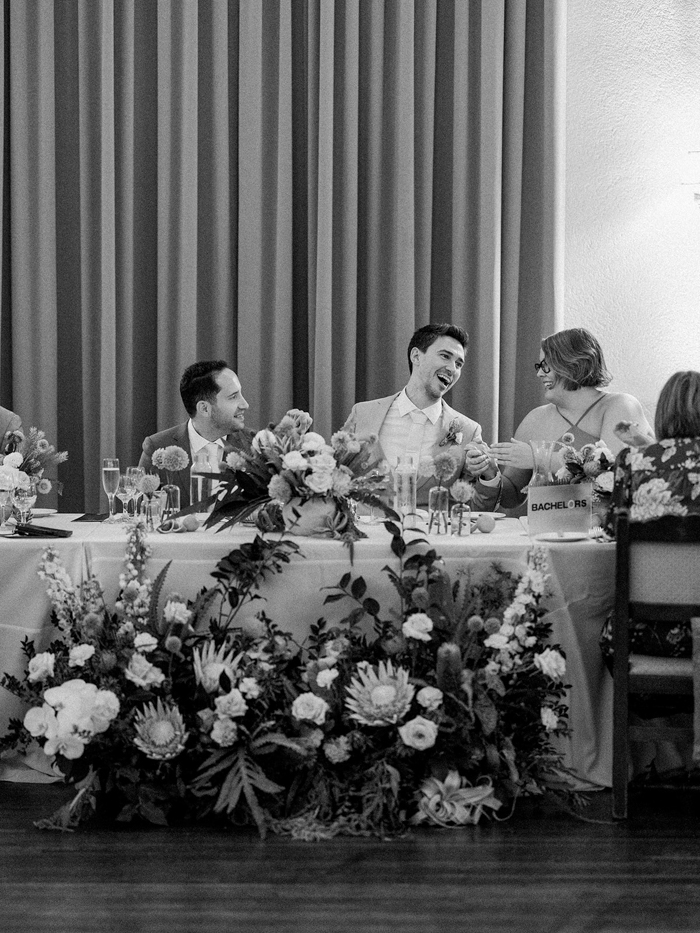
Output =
[{"x1": 341, "y1": 323, "x2": 501, "y2": 509}]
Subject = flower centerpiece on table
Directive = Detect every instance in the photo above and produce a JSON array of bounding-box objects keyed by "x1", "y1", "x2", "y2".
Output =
[
  {"x1": 205, "y1": 409, "x2": 391, "y2": 539},
  {"x1": 418, "y1": 451, "x2": 459, "y2": 534},
  {"x1": 0, "y1": 427, "x2": 68, "y2": 519},
  {"x1": 151, "y1": 445, "x2": 189, "y2": 518},
  {"x1": 553, "y1": 434, "x2": 615, "y2": 521}
]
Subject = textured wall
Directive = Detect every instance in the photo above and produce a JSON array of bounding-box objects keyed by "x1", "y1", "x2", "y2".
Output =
[{"x1": 565, "y1": 0, "x2": 700, "y2": 427}]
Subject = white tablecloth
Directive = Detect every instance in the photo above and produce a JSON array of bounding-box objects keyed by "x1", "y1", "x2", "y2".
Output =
[{"x1": 0, "y1": 514, "x2": 616, "y2": 787}]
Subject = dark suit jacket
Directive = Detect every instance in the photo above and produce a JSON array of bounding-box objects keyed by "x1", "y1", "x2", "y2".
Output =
[
  {"x1": 0, "y1": 406, "x2": 22, "y2": 451},
  {"x1": 138, "y1": 422, "x2": 243, "y2": 507}
]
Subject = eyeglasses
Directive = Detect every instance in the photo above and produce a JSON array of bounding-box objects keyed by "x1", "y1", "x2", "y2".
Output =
[{"x1": 534, "y1": 360, "x2": 551, "y2": 374}]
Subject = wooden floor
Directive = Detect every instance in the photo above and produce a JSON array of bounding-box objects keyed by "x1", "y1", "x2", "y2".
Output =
[{"x1": 1, "y1": 783, "x2": 700, "y2": 933}]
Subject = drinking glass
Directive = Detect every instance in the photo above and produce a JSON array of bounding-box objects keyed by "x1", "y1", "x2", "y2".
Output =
[
  {"x1": 102, "y1": 458, "x2": 120, "y2": 523},
  {"x1": 0, "y1": 486, "x2": 11, "y2": 528},
  {"x1": 12, "y1": 480, "x2": 37, "y2": 525},
  {"x1": 115, "y1": 474, "x2": 132, "y2": 521},
  {"x1": 126, "y1": 466, "x2": 145, "y2": 517}
]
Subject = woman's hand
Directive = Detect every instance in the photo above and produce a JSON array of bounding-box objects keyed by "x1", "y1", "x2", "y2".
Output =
[
  {"x1": 491, "y1": 438, "x2": 534, "y2": 471},
  {"x1": 464, "y1": 443, "x2": 498, "y2": 479}
]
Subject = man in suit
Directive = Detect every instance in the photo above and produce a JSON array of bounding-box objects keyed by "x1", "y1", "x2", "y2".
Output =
[
  {"x1": 342, "y1": 323, "x2": 501, "y2": 509},
  {"x1": 139, "y1": 360, "x2": 249, "y2": 506},
  {"x1": 0, "y1": 405, "x2": 22, "y2": 451}
]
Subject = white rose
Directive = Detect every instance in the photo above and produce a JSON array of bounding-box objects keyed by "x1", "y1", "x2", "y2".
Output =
[
  {"x1": 281, "y1": 450, "x2": 308, "y2": 472},
  {"x1": 300, "y1": 432, "x2": 327, "y2": 451},
  {"x1": 3, "y1": 452, "x2": 23, "y2": 468},
  {"x1": 416, "y1": 686, "x2": 443, "y2": 711},
  {"x1": 398, "y1": 715, "x2": 438, "y2": 750},
  {"x1": 27, "y1": 652, "x2": 55, "y2": 683},
  {"x1": 534, "y1": 648, "x2": 566, "y2": 681},
  {"x1": 402, "y1": 612, "x2": 433, "y2": 642},
  {"x1": 305, "y1": 470, "x2": 334, "y2": 494},
  {"x1": 124, "y1": 653, "x2": 165, "y2": 688},
  {"x1": 214, "y1": 688, "x2": 248, "y2": 719},
  {"x1": 291, "y1": 692, "x2": 330, "y2": 725},
  {"x1": 68, "y1": 644, "x2": 96, "y2": 668},
  {"x1": 316, "y1": 668, "x2": 339, "y2": 689},
  {"x1": 90, "y1": 690, "x2": 120, "y2": 733},
  {"x1": 24, "y1": 704, "x2": 56, "y2": 738},
  {"x1": 594, "y1": 471, "x2": 614, "y2": 494},
  {"x1": 133, "y1": 632, "x2": 159, "y2": 654},
  {"x1": 308, "y1": 451, "x2": 337, "y2": 473},
  {"x1": 238, "y1": 677, "x2": 261, "y2": 699},
  {"x1": 540, "y1": 707, "x2": 559, "y2": 732}
]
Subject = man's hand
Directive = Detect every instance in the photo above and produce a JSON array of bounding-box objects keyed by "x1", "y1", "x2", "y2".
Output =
[{"x1": 464, "y1": 442, "x2": 498, "y2": 480}]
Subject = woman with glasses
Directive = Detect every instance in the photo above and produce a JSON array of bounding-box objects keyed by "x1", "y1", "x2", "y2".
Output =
[{"x1": 491, "y1": 328, "x2": 653, "y2": 511}]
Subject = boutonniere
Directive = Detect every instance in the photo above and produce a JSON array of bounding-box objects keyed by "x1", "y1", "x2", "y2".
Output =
[{"x1": 439, "y1": 418, "x2": 463, "y2": 448}]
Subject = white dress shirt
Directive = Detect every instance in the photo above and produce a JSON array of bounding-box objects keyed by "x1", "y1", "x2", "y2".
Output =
[
  {"x1": 187, "y1": 422, "x2": 226, "y2": 472},
  {"x1": 379, "y1": 390, "x2": 443, "y2": 468}
]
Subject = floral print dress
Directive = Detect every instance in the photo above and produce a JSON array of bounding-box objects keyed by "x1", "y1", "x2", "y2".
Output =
[{"x1": 600, "y1": 437, "x2": 700, "y2": 665}]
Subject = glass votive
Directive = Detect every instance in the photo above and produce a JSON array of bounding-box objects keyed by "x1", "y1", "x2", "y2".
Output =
[{"x1": 450, "y1": 502, "x2": 471, "y2": 536}]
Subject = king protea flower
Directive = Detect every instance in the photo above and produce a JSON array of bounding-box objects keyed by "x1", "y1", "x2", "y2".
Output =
[
  {"x1": 133, "y1": 699, "x2": 188, "y2": 760},
  {"x1": 345, "y1": 660, "x2": 414, "y2": 726},
  {"x1": 193, "y1": 642, "x2": 241, "y2": 693}
]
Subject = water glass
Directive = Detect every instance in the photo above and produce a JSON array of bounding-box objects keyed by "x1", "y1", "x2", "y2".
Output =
[{"x1": 12, "y1": 481, "x2": 37, "y2": 525}]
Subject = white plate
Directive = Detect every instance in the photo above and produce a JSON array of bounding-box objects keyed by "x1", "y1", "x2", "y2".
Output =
[
  {"x1": 32, "y1": 508, "x2": 57, "y2": 517},
  {"x1": 469, "y1": 511, "x2": 506, "y2": 520},
  {"x1": 534, "y1": 532, "x2": 589, "y2": 542}
]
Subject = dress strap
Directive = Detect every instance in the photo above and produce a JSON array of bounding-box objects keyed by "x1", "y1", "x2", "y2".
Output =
[{"x1": 556, "y1": 394, "x2": 605, "y2": 430}]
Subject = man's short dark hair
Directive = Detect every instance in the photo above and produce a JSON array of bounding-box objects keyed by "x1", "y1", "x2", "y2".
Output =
[
  {"x1": 407, "y1": 324, "x2": 469, "y2": 373},
  {"x1": 180, "y1": 360, "x2": 229, "y2": 416}
]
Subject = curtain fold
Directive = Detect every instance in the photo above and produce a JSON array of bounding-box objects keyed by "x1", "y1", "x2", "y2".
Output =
[{"x1": 0, "y1": 0, "x2": 564, "y2": 512}]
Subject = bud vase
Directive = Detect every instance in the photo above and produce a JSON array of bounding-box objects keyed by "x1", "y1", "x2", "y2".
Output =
[
  {"x1": 450, "y1": 502, "x2": 471, "y2": 536},
  {"x1": 393, "y1": 454, "x2": 418, "y2": 528},
  {"x1": 142, "y1": 493, "x2": 163, "y2": 531},
  {"x1": 428, "y1": 486, "x2": 449, "y2": 535},
  {"x1": 162, "y1": 483, "x2": 180, "y2": 520}
]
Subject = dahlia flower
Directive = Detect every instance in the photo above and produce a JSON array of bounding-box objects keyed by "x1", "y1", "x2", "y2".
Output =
[
  {"x1": 345, "y1": 660, "x2": 414, "y2": 726},
  {"x1": 133, "y1": 699, "x2": 188, "y2": 760}
]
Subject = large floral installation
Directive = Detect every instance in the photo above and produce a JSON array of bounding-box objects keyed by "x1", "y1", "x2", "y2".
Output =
[
  {"x1": 0, "y1": 427, "x2": 68, "y2": 497},
  {"x1": 0, "y1": 519, "x2": 575, "y2": 837},
  {"x1": 195, "y1": 409, "x2": 391, "y2": 540}
]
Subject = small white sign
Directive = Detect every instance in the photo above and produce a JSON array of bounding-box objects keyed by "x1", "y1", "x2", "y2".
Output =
[{"x1": 527, "y1": 482, "x2": 592, "y2": 536}]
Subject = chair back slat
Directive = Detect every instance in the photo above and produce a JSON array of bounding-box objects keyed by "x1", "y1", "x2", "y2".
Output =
[{"x1": 629, "y1": 542, "x2": 700, "y2": 605}]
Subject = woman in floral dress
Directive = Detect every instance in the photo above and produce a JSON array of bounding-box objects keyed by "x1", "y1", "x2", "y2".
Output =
[{"x1": 600, "y1": 370, "x2": 700, "y2": 665}]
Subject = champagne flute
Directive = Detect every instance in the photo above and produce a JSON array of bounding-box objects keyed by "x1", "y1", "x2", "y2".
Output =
[{"x1": 102, "y1": 458, "x2": 120, "y2": 523}]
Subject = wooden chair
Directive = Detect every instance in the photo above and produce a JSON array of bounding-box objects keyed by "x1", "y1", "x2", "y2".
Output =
[{"x1": 612, "y1": 509, "x2": 700, "y2": 819}]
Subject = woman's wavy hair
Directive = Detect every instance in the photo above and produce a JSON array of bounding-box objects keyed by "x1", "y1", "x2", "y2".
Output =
[
  {"x1": 654, "y1": 370, "x2": 700, "y2": 440},
  {"x1": 541, "y1": 328, "x2": 612, "y2": 391}
]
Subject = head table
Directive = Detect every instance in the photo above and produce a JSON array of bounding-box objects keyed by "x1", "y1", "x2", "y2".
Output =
[{"x1": 0, "y1": 513, "x2": 615, "y2": 788}]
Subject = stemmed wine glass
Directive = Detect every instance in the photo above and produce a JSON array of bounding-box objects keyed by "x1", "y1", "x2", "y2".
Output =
[
  {"x1": 115, "y1": 474, "x2": 133, "y2": 522},
  {"x1": 12, "y1": 480, "x2": 37, "y2": 525},
  {"x1": 102, "y1": 458, "x2": 120, "y2": 523},
  {"x1": 126, "y1": 466, "x2": 145, "y2": 517}
]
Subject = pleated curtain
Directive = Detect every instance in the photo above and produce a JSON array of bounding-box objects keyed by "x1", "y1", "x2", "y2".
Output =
[{"x1": 0, "y1": 0, "x2": 565, "y2": 512}]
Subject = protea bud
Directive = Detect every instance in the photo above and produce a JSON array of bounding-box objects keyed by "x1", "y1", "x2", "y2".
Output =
[{"x1": 436, "y1": 642, "x2": 463, "y2": 694}]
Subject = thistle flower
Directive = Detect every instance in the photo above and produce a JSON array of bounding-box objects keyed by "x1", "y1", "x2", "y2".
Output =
[
  {"x1": 151, "y1": 445, "x2": 189, "y2": 472},
  {"x1": 345, "y1": 659, "x2": 414, "y2": 726},
  {"x1": 138, "y1": 474, "x2": 161, "y2": 496},
  {"x1": 433, "y1": 452, "x2": 459, "y2": 485},
  {"x1": 193, "y1": 642, "x2": 240, "y2": 693},
  {"x1": 450, "y1": 480, "x2": 474, "y2": 503},
  {"x1": 133, "y1": 699, "x2": 188, "y2": 760}
]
